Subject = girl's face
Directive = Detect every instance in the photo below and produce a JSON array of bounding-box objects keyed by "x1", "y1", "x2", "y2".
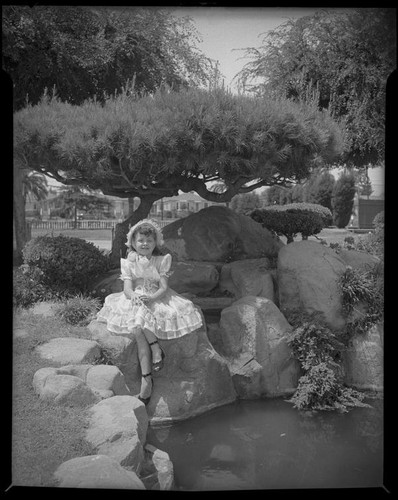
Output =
[{"x1": 134, "y1": 232, "x2": 156, "y2": 257}]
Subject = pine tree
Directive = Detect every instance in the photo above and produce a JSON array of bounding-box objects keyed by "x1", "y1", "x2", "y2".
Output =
[{"x1": 331, "y1": 172, "x2": 356, "y2": 228}]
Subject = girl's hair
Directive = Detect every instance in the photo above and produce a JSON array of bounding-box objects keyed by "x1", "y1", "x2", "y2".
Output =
[{"x1": 127, "y1": 223, "x2": 163, "y2": 255}]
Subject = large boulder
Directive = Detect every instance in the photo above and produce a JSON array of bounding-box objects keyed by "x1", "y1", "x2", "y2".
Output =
[
  {"x1": 53, "y1": 455, "x2": 145, "y2": 489},
  {"x1": 277, "y1": 241, "x2": 347, "y2": 330},
  {"x1": 90, "y1": 260, "x2": 219, "y2": 297},
  {"x1": 219, "y1": 258, "x2": 276, "y2": 302},
  {"x1": 87, "y1": 318, "x2": 237, "y2": 425},
  {"x1": 342, "y1": 322, "x2": 383, "y2": 391},
  {"x1": 162, "y1": 206, "x2": 283, "y2": 262},
  {"x1": 85, "y1": 395, "x2": 148, "y2": 473},
  {"x1": 212, "y1": 296, "x2": 300, "y2": 398},
  {"x1": 168, "y1": 261, "x2": 219, "y2": 295}
]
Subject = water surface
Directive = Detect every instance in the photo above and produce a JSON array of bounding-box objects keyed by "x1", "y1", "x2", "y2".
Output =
[{"x1": 147, "y1": 398, "x2": 383, "y2": 491}]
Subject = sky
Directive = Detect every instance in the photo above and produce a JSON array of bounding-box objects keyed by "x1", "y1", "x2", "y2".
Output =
[{"x1": 170, "y1": 6, "x2": 320, "y2": 93}]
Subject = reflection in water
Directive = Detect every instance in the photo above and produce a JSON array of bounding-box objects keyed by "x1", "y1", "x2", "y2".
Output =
[{"x1": 147, "y1": 398, "x2": 383, "y2": 491}]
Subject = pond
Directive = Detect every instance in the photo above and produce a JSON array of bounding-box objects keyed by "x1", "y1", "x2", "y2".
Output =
[{"x1": 147, "y1": 397, "x2": 383, "y2": 491}]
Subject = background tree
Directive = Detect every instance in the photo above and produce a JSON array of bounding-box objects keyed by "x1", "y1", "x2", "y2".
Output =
[
  {"x1": 14, "y1": 87, "x2": 344, "y2": 267},
  {"x1": 22, "y1": 171, "x2": 48, "y2": 204},
  {"x1": 230, "y1": 192, "x2": 261, "y2": 215},
  {"x1": 2, "y1": 5, "x2": 217, "y2": 110},
  {"x1": 331, "y1": 172, "x2": 356, "y2": 228},
  {"x1": 305, "y1": 169, "x2": 335, "y2": 210},
  {"x1": 236, "y1": 8, "x2": 396, "y2": 168},
  {"x1": 6, "y1": 4, "x2": 218, "y2": 261},
  {"x1": 54, "y1": 187, "x2": 114, "y2": 224}
]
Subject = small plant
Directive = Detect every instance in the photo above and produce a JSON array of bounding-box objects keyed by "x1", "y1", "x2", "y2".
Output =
[
  {"x1": 54, "y1": 294, "x2": 101, "y2": 326},
  {"x1": 285, "y1": 311, "x2": 369, "y2": 412},
  {"x1": 338, "y1": 265, "x2": 384, "y2": 336}
]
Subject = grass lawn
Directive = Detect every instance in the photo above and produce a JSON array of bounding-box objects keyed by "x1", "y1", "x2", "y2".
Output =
[
  {"x1": 31, "y1": 227, "x2": 113, "y2": 241},
  {"x1": 11, "y1": 308, "x2": 97, "y2": 487}
]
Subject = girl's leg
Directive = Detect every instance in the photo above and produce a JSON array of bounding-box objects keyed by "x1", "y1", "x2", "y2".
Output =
[
  {"x1": 135, "y1": 330, "x2": 153, "y2": 399},
  {"x1": 142, "y1": 328, "x2": 163, "y2": 364}
]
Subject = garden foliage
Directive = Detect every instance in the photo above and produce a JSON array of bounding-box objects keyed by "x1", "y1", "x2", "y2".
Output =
[
  {"x1": 250, "y1": 203, "x2": 332, "y2": 243},
  {"x1": 286, "y1": 312, "x2": 370, "y2": 412},
  {"x1": 338, "y1": 263, "x2": 384, "y2": 337},
  {"x1": 22, "y1": 235, "x2": 109, "y2": 293},
  {"x1": 54, "y1": 294, "x2": 101, "y2": 326}
]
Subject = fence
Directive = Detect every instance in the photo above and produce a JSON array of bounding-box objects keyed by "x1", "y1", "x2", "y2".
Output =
[{"x1": 29, "y1": 218, "x2": 174, "y2": 231}]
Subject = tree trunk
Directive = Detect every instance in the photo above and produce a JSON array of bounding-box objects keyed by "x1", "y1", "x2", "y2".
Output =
[
  {"x1": 109, "y1": 195, "x2": 157, "y2": 269},
  {"x1": 13, "y1": 164, "x2": 27, "y2": 265}
]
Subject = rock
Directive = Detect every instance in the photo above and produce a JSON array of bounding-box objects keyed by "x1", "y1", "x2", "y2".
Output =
[
  {"x1": 33, "y1": 372, "x2": 100, "y2": 406},
  {"x1": 87, "y1": 317, "x2": 237, "y2": 425},
  {"x1": 162, "y1": 206, "x2": 283, "y2": 262},
  {"x1": 33, "y1": 364, "x2": 131, "y2": 404},
  {"x1": 85, "y1": 365, "x2": 131, "y2": 397},
  {"x1": 140, "y1": 444, "x2": 174, "y2": 490},
  {"x1": 35, "y1": 337, "x2": 101, "y2": 365},
  {"x1": 218, "y1": 296, "x2": 300, "y2": 398},
  {"x1": 87, "y1": 321, "x2": 141, "y2": 395},
  {"x1": 168, "y1": 260, "x2": 219, "y2": 295},
  {"x1": 219, "y1": 258, "x2": 275, "y2": 302},
  {"x1": 85, "y1": 395, "x2": 148, "y2": 473},
  {"x1": 277, "y1": 241, "x2": 347, "y2": 329},
  {"x1": 53, "y1": 455, "x2": 145, "y2": 489},
  {"x1": 343, "y1": 322, "x2": 383, "y2": 392},
  {"x1": 338, "y1": 249, "x2": 381, "y2": 270}
]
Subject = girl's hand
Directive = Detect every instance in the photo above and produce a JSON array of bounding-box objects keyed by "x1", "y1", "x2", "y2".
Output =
[
  {"x1": 130, "y1": 292, "x2": 143, "y2": 306},
  {"x1": 139, "y1": 294, "x2": 153, "y2": 305}
]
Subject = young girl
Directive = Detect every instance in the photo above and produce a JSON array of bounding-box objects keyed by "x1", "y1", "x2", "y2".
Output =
[{"x1": 96, "y1": 218, "x2": 203, "y2": 405}]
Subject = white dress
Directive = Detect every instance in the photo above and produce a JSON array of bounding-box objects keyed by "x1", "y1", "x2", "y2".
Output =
[{"x1": 96, "y1": 252, "x2": 203, "y2": 339}]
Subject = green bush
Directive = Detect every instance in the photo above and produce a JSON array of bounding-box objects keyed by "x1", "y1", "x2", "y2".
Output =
[
  {"x1": 285, "y1": 311, "x2": 369, "y2": 412},
  {"x1": 250, "y1": 203, "x2": 332, "y2": 243},
  {"x1": 337, "y1": 264, "x2": 384, "y2": 336},
  {"x1": 22, "y1": 235, "x2": 109, "y2": 294},
  {"x1": 355, "y1": 211, "x2": 384, "y2": 260},
  {"x1": 54, "y1": 294, "x2": 101, "y2": 326},
  {"x1": 13, "y1": 265, "x2": 70, "y2": 308}
]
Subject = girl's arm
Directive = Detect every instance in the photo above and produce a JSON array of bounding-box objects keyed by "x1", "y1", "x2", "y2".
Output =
[
  {"x1": 123, "y1": 278, "x2": 134, "y2": 300},
  {"x1": 141, "y1": 276, "x2": 168, "y2": 304}
]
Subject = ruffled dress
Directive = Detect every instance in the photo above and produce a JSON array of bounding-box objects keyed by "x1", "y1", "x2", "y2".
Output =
[{"x1": 96, "y1": 252, "x2": 203, "y2": 339}]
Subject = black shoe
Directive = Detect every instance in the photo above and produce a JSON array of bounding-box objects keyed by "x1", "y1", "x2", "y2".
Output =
[
  {"x1": 149, "y1": 340, "x2": 165, "y2": 372},
  {"x1": 136, "y1": 372, "x2": 152, "y2": 405}
]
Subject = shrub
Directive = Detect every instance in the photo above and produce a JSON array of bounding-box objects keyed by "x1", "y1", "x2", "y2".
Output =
[
  {"x1": 285, "y1": 311, "x2": 369, "y2": 412},
  {"x1": 54, "y1": 294, "x2": 101, "y2": 326},
  {"x1": 355, "y1": 210, "x2": 384, "y2": 260},
  {"x1": 13, "y1": 265, "x2": 70, "y2": 308},
  {"x1": 337, "y1": 264, "x2": 384, "y2": 336},
  {"x1": 250, "y1": 202, "x2": 332, "y2": 243},
  {"x1": 22, "y1": 235, "x2": 109, "y2": 294}
]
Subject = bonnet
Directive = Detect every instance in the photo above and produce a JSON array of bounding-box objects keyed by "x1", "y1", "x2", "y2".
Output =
[{"x1": 126, "y1": 218, "x2": 164, "y2": 249}]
